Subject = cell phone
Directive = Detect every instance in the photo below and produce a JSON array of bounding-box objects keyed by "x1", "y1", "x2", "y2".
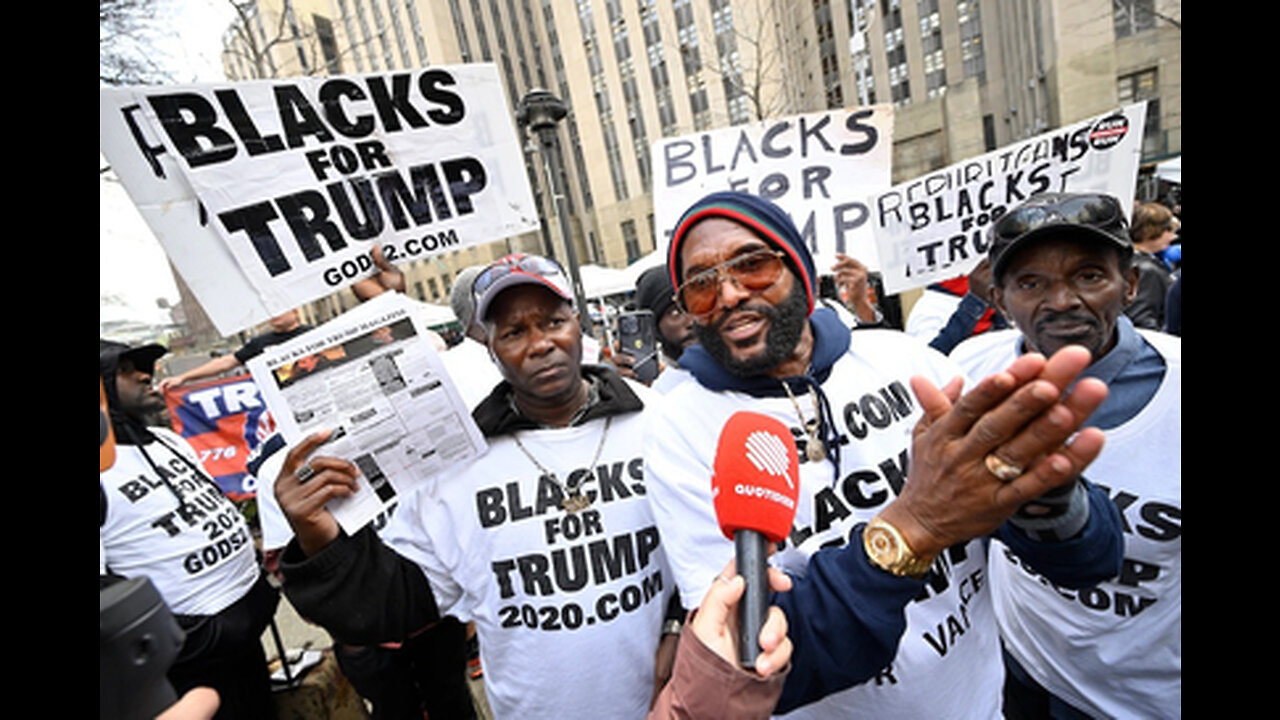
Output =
[{"x1": 617, "y1": 310, "x2": 659, "y2": 384}]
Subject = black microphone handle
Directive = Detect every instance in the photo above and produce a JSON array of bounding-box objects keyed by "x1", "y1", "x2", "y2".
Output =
[{"x1": 735, "y1": 529, "x2": 769, "y2": 669}]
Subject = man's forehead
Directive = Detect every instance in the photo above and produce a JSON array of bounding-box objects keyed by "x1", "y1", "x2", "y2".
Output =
[
  {"x1": 488, "y1": 284, "x2": 572, "y2": 321},
  {"x1": 1001, "y1": 233, "x2": 1120, "y2": 274},
  {"x1": 680, "y1": 219, "x2": 771, "y2": 267}
]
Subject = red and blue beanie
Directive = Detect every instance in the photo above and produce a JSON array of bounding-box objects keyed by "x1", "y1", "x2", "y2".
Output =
[{"x1": 667, "y1": 191, "x2": 816, "y2": 315}]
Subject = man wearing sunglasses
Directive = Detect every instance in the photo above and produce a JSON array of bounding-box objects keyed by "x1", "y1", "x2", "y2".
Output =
[
  {"x1": 951, "y1": 193, "x2": 1181, "y2": 719},
  {"x1": 644, "y1": 191, "x2": 1125, "y2": 717}
]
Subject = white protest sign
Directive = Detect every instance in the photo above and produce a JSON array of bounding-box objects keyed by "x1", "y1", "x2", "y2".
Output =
[
  {"x1": 102, "y1": 90, "x2": 271, "y2": 335},
  {"x1": 652, "y1": 107, "x2": 894, "y2": 266},
  {"x1": 101, "y1": 64, "x2": 539, "y2": 335},
  {"x1": 871, "y1": 102, "x2": 1147, "y2": 295}
]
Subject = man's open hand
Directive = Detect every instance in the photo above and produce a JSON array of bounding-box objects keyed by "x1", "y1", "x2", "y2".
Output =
[{"x1": 881, "y1": 346, "x2": 1107, "y2": 559}]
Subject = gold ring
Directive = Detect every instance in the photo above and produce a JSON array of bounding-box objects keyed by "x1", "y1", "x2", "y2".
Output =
[{"x1": 984, "y1": 453, "x2": 1023, "y2": 482}]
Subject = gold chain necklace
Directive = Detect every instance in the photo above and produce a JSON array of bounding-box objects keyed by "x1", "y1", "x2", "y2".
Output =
[
  {"x1": 511, "y1": 415, "x2": 612, "y2": 513},
  {"x1": 781, "y1": 381, "x2": 827, "y2": 463}
]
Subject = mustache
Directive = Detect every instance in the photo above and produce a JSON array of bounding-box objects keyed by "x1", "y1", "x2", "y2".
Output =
[
  {"x1": 710, "y1": 301, "x2": 779, "y2": 331},
  {"x1": 1034, "y1": 310, "x2": 1100, "y2": 331}
]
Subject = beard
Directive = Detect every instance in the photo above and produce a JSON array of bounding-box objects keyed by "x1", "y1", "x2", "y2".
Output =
[{"x1": 694, "y1": 281, "x2": 809, "y2": 377}]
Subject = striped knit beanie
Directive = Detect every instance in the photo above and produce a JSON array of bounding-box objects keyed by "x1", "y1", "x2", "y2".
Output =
[{"x1": 667, "y1": 191, "x2": 816, "y2": 315}]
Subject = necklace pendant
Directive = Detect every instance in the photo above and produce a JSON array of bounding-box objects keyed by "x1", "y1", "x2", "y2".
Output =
[
  {"x1": 807, "y1": 439, "x2": 827, "y2": 463},
  {"x1": 562, "y1": 493, "x2": 590, "y2": 513}
]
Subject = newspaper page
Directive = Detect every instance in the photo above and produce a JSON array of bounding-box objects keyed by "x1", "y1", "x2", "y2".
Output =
[{"x1": 247, "y1": 292, "x2": 487, "y2": 533}]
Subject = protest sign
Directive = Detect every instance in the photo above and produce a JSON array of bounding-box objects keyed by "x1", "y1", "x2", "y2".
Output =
[
  {"x1": 871, "y1": 102, "x2": 1147, "y2": 295},
  {"x1": 101, "y1": 64, "x2": 539, "y2": 335},
  {"x1": 652, "y1": 106, "x2": 894, "y2": 265},
  {"x1": 164, "y1": 374, "x2": 274, "y2": 499}
]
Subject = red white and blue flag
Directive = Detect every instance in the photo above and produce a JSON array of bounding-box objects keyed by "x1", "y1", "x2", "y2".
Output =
[{"x1": 164, "y1": 374, "x2": 274, "y2": 499}]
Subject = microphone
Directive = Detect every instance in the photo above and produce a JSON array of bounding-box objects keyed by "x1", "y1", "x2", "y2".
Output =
[{"x1": 712, "y1": 411, "x2": 800, "y2": 668}]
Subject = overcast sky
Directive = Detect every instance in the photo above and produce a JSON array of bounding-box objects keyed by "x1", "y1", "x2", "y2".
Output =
[{"x1": 100, "y1": 0, "x2": 235, "y2": 327}]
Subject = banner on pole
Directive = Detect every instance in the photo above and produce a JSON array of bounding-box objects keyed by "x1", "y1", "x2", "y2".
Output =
[
  {"x1": 870, "y1": 102, "x2": 1147, "y2": 295},
  {"x1": 101, "y1": 64, "x2": 540, "y2": 335}
]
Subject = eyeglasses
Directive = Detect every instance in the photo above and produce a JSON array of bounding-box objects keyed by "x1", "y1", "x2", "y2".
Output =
[
  {"x1": 993, "y1": 194, "x2": 1126, "y2": 242},
  {"x1": 472, "y1": 255, "x2": 568, "y2": 299},
  {"x1": 674, "y1": 249, "x2": 786, "y2": 318}
]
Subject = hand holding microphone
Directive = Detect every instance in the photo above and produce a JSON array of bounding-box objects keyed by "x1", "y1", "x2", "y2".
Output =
[{"x1": 711, "y1": 412, "x2": 801, "y2": 669}]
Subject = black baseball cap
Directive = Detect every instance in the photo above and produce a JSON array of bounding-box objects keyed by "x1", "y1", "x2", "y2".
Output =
[{"x1": 989, "y1": 193, "x2": 1133, "y2": 282}]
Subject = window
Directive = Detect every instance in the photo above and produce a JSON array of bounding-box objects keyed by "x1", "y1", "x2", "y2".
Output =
[
  {"x1": 982, "y1": 114, "x2": 996, "y2": 151},
  {"x1": 958, "y1": 0, "x2": 986, "y2": 83},
  {"x1": 313, "y1": 15, "x2": 342, "y2": 74},
  {"x1": 622, "y1": 220, "x2": 641, "y2": 264},
  {"x1": 1118, "y1": 68, "x2": 1162, "y2": 158},
  {"x1": 1113, "y1": 0, "x2": 1156, "y2": 39}
]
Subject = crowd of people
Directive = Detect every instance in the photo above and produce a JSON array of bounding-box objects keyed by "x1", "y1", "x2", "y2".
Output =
[{"x1": 100, "y1": 189, "x2": 1180, "y2": 720}]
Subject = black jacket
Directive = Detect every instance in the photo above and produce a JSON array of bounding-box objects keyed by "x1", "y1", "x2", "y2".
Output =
[{"x1": 1125, "y1": 252, "x2": 1174, "y2": 330}]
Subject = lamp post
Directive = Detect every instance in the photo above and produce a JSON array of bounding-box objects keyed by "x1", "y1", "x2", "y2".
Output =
[{"x1": 516, "y1": 89, "x2": 591, "y2": 322}]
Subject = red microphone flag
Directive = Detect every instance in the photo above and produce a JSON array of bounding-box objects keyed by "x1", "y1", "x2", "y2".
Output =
[{"x1": 712, "y1": 411, "x2": 801, "y2": 543}]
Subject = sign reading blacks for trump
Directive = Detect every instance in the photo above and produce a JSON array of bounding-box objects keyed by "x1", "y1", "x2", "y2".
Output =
[
  {"x1": 101, "y1": 65, "x2": 539, "y2": 335},
  {"x1": 871, "y1": 102, "x2": 1147, "y2": 295},
  {"x1": 652, "y1": 107, "x2": 894, "y2": 266}
]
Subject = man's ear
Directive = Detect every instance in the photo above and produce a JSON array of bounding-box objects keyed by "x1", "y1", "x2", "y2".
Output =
[
  {"x1": 1123, "y1": 265, "x2": 1140, "y2": 304},
  {"x1": 990, "y1": 285, "x2": 1009, "y2": 320}
]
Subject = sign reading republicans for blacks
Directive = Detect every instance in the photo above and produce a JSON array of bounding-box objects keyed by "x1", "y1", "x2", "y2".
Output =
[
  {"x1": 651, "y1": 106, "x2": 894, "y2": 266},
  {"x1": 871, "y1": 102, "x2": 1147, "y2": 295},
  {"x1": 101, "y1": 64, "x2": 539, "y2": 335}
]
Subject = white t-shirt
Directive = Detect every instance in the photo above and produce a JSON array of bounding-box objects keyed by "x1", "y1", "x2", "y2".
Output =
[
  {"x1": 440, "y1": 337, "x2": 504, "y2": 411},
  {"x1": 905, "y1": 288, "x2": 962, "y2": 341},
  {"x1": 100, "y1": 428, "x2": 260, "y2": 616},
  {"x1": 646, "y1": 329, "x2": 1007, "y2": 719},
  {"x1": 384, "y1": 394, "x2": 673, "y2": 720},
  {"x1": 955, "y1": 329, "x2": 1182, "y2": 719}
]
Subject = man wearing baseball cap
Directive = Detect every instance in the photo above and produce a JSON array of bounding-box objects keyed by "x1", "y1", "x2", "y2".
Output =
[
  {"x1": 644, "y1": 191, "x2": 1125, "y2": 716},
  {"x1": 274, "y1": 253, "x2": 681, "y2": 719},
  {"x1": 951, "y1": 192, "x2": 1181, "y2": 719},
  {"x1": 100, "y1": 339, "x2": 278, "y2": 720}
]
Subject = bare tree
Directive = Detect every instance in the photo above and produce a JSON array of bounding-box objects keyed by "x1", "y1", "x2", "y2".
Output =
[
  {"x1": 100, "y1": 0, "x2": 172, "y2": 85},
  {"x1": 221, "y1": 0, "x2": 381, "y2": 81},
  {"x1": 688, "y1": 1, "x2": 820, "y2": 124}
]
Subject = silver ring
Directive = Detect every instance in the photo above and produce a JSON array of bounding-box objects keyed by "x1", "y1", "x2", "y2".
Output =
[
  {"x1": 984, "y1": 453, "x2": 1023, "y2": 482},
  {"x1": 295, "y1": 462, "x2": 317, "y2": 483}
]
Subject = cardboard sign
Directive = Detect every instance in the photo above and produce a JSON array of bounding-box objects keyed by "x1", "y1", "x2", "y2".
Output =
[
  {"x1": 101, "y1": 64, "x2": 539, "y2": 335},
  {"x1": 871, "y1": 102, "x2": 1148, "y2": 295},
  {"x1": 164, "y1": 374, "x2": 275, "y2": 499},
  {"x1": 652, "y1": 107, "x2": 894, "y2": 266}
]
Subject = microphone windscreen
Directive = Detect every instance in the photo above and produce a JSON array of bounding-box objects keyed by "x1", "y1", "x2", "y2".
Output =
[{"x1": 711, "y1": 411, "x2": 800, "y2": 543}]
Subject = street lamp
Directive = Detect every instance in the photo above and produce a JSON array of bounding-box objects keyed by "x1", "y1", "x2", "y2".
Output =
[{"x1": 516, "y1": 89, "x2": 591, "y2": 323}]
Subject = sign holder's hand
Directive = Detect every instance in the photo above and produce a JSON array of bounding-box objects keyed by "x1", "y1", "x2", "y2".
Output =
[
  {"x1": 832, "y1": 254, "x2": 878, "y2": 323},
  {"x1": 352, "y1": 246, "x2": 406, "y2": 301},
  {"x1": 275, "y1": 429, "x2": 361, "y2": 556}
]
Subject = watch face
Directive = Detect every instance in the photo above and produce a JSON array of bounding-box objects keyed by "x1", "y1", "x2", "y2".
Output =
[{"x1": 865, "y1": 525, "x2": 901, "y2": 566}]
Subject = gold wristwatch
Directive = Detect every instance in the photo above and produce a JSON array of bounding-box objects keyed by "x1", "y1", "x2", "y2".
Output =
[{"x1": 863, "y1": 516, "x2": 934, "y2": 578}]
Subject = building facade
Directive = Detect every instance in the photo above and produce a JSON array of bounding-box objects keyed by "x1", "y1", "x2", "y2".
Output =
[{"x1": 213, "y1": 0, "x2": 1179, "y2": 329}]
